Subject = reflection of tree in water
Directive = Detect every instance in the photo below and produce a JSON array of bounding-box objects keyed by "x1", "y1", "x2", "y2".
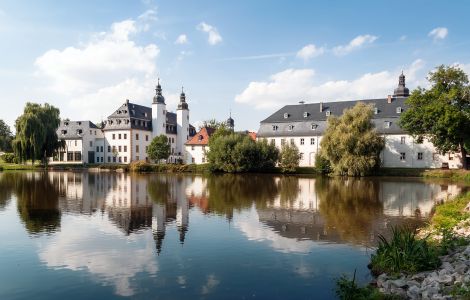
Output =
[
  {"x1": 0, "y1": 173, "x2": 14, "y2": 211},
  {"x1": 277, "y1": 176, "x2": 300, "y2": 207},
  {"x1": 206, "y1": 174, "x2": 279, "y2": 219},
  {"x1": 316, "y1": 177, "x2": 383, "y2": 244},
  {"x1": 147, "y1": 175, "x2": 173, "y2": 204},
  {"x1": 5, "y1": 172, "x2": 61, "y2": 235}
]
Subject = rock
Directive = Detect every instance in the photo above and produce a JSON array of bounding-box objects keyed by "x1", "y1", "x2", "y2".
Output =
[
  {"x1": 391, "y1": 278, "x2": 407, "y2": 288},
  {"x1": 454, "y1": 262, "x2": 468, "y2": 274},
  {"x1": 390, "y1": 286, "x2": 407, "y2": 297},
  {"x1": 377, "y1": 273, "x2": 387, "y2": 287},
  {"x1": 407, "y1": 285, "x2": 421, "y2": 299},
  {"x1": 438, "y1": 274, "x2": 453, "y2": 285},
  {"x1": 407, "y1": 280, "x2": 420, "y2": 287},
  {"x1": 441, "y1": 261, "x2": 454, "y2": 272}
]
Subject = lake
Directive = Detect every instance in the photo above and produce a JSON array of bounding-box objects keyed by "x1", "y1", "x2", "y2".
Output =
[{"x1": 0, "y1": 171, "x2": 466, "y2": 299}]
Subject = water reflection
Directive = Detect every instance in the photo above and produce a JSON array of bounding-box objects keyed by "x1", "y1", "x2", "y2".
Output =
[{"x1": 0, "y1": 172, "x2": 466, "y2": 298}]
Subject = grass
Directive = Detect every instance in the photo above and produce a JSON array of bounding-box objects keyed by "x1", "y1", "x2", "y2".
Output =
[
  {"x1": 423, "y1": 169, "x2": 470, "y2": 181},
  {"x1": 431, "y1": 191, "x2": 470, "y2": 230},
  {"x1": 335, "y1": 270, "x2": 403, "y2": 300},
  {"x1": 370, "y1": 226, "x2": 441, "y2": 275},
  {"x1": 0, "y1": 159, "x2": 43, "y2": 170}
]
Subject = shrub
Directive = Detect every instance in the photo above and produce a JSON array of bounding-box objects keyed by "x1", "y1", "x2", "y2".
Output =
[
  {"x1": 1, "y1": 153, "x2": 17, "y2": 163},
  {"x1": 370, "y1": 226, "x2": 440, "y2": 275},
  {"x1": 279, "y1": 144, "x2": 300, "y2": 173},
  {"x1": 335, "y1": 270, "x2": 400, "y2": 300},
  {"x1": 129, "y1": 161, "x2": 153, "y2": 172},
  {"x1": 315, "y1": 153, "x2": 331, "y2": 174}
]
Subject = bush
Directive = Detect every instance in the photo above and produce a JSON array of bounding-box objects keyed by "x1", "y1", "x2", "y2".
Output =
[
  {"x1": 335, "y1": 270, "x2": 400, "y2": 300},
  {"x1": 279, "y1": 144, "x2": 300, "y2": 173},
  {"x1": 370, "y1": 226, "x2": 440, "y2": 275},
  {"x1": 1, "y1": 153, "x2": 17, "y2": 163},
  {"x1": 129, "y1": 161, "x2": 153, "y2": 172},
  {"x1": 315, "y1": 153, "x2": 331, "y2": 174},
  {"x1": 432, "y1": 192, "x2": 470, "y2": 230}
]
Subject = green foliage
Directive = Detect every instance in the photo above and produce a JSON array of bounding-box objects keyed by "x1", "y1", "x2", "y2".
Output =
[
  {"x1": 0, "y1": 119, "x2": 13, "y2": 152},
  {"x1": 370, "y1": 226, "x2": 440, "y2": 275},
  {"x1": 1, "y1": 153, "x2": 17, "y2": 163},
  {"x1": 147, "y1": 134, "x2": 170, "y2": 162},
  {"x1": 13, "y1": 103, "x2": 61, "y2": 164},
  {"x1": 438, "y1": 228, "x2": 469, "y2": 255},
  {"x1": 207, "y1": 133, "x2": 279, "y2": 173},
  {"x1": 423, "y1": 169, "x2": 470, "y2": 181},
  {"x1": 200, "y1": 119, "x2": 226, "y2": 130},
  {"x1": 400, "y1": 65, "x2": 470, "y2": 169},
  {"x1": 335, "y1": 270, "x2": 401, "y2": 300},
  {"x1": 320, "y1": 102, "x2": 385, "y2": 176},
  {"x1": 279, "y1": 143, "x2": 300, "y2": 173},
  {"x1": 431, "y1": 191, "x2": 470, "y2": 230},
  {"x1": 127, "y1": 162, "x2": 211, "y2": 173},
  {"x1": 315, "y1": 153, "x2": 331, "y2": 174}
]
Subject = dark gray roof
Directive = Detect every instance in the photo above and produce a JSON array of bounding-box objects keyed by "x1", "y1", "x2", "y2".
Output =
[
  {"x1": 57, "y1": 120, "x2": 100, "y2": 140},
  {"x1": 258, "y1": 97, "x2": 408, "y2": 137},
  {"x1": 104, "y1": 101, "x2": 152, "y2": 131}
]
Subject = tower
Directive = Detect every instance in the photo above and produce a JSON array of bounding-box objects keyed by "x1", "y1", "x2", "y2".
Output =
[
  {"x1": 152, "y1": 202, "x2": 166, "y2": 255},
  {"x1": 152, "y1": 79, "x2": 166, "y2": 138},
  {"x1": 393, "y1": 71, "x2": 410, "y2": 97},
  {"x1": 176, "y1": 87, "x2": 189, "y2": 156},
  {"x1": 226, "y1": 111, "x2": 234, "y2": 132}
]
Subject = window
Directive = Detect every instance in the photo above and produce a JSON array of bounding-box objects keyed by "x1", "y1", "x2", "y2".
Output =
[
  {"x1": 108, "y1": 146, "x2": 111, "y2": 152},
  {"x1": 270, "y1": 139, "x2": 275, "y2": 146},
  {"x1": 374, "y1": 107, "x2": 378, "y2": 114},
  {"x1": 74, "y1": 140, "x2": 77, "y2": 147},
  {"x1": 202, "y1": 157, "x2": 206, "y2": 163},
  {"x1": 192, "y1": 158, "x2": 195, "y2": 163},
  {"x1": 101, "y1": 157, "x2": 103, "y2": 163},
  {"x1": 136, "y1": 134, "x2": 139, "y2": 140},
  {"x1": 303, "y1": 112, "x2": 309, "y2": 118},
  {"x1": 396, "y1": 107, "x2": 402, "y2": 113},
  {"x1": 284, "y1": 113, "x2": 289, "y2": 119},
  {"x1": 118, "y1": 146, "x2": 122, "y2": 152},
  {"x1": 100, "y1": 146, "x2": 103, "y2": 152},
  {"x1": 272, "y1": 125, "x2": 278, "y2": 131},
  {"x1": 96, "y1": 146, "x2": 99, "y2": 152},
  {"x1": 112, "y1": 134, "x2": 115, "y2": 140},
  {"x1": 198, "y1": 135, "x2": 203, "y2": 141},
  {"x1": 118, "y1": 157, "x2": 122, "y2": 163},
  {"x1": 136, "y1": 145, "x2": 140, "y2": 153},
  {"x1": 311, "y1": 124, "x2": 317, "y2": 130},
  {"x1": 417, "y1": 152, "x2": 423, "y2": 160},
  {"x1": 384, "y1": 121, "x2": 391, "y2": 128},
  {"x1": 300, "y1": 138, "x2": 304, "y2": 145},
  {"x1": 118, "y1": 134, "x2": 121, "y2": 139},
  {"x1": 448, "y1": 153, "x2": 454, "y2": 160},
  {"x1": 433, "y1": 153, "x2": 439, "y2": 161},
  {"x1": 400, "y1": 152, "x2": 406, "y2": 161},
  {"x1": 191, "y1": 146, "x2": 195, "y2": 150},
  {"x1": 124, "y1": 134, "x2": 127, "y2": 139},
  {"x1": 145, "y1": 146, "x2": 148, "y2": 152},
  {"x1": 300, "y1": 153, "x2": 304, "y2": 160},
  {"x1": 124, "y1": 157, "x2": 127, "y2": 163},
  {"x1": 90, "y1": 141, "x2": 93, "y2": 147},
  {"x1": 288, "y1": 125, "x2": 294, "y2": 131},
  {"x1": 108, "y1": 157, "x2": 111, "y2": 163},
  {"x1": 326, "y1": 110, "x2": 331, "y2": 116},
  {"x1": 136, "y1": 156, "x2": 140, "y2": 161},
  {"x1": 90, "y1": 130, "x2": 92, "y2": 135},
  {"x1": 146, "y1": 135, "x2": 149, "y2": 141},
  {"x1": 290, "y1": 139, "x2": 294, "y2": 145},
  {"x1": 281, "y1": 139, "x2": 286, "y2": 146},
  {"x1": 67, "y1": 152, "x2": 73, "y2": 161},
  {"x1": 96, "y1": 157, "x2": 99, "y2": 163},
  {"x1": 400, "y1": 136, "x2": 406, "y2": 144},
  {"x1": 310, "y1": 138, "x2": 315, "y2": 145},
  {"x1": 74, "y1": 152, "x2": 82, "y2": 161},
  {"x1": 124, "y1": 146, "x2": 127, "y2": 152},
  {"x1": 113, "y1": 157, "x2": 116, "y2": 163}
]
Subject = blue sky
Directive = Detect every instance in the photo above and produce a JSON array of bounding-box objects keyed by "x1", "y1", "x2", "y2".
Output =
[{"x1": 1, "y1": 0, "x2": 470, "y2": 131}]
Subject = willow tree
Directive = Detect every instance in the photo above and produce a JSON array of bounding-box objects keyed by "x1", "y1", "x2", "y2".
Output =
[
  {"x1": 319, "y1": 102, "x2": 385, "y2": 176},
  {"x1": 400, "y1": 65, "x2": 470, "y2": 169},
  {"x1": 13, "y1": 103, "x2": 61, "y2": 164},
  {"x1": 0, "y1": 119, "x2": 13, "y2": 152}
]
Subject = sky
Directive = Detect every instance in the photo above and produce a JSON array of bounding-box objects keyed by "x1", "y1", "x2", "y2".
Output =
[{"x1": 1, "y1": 0, "x2": 470, "y2": 132}]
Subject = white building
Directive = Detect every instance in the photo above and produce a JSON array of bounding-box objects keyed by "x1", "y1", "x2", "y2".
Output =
[
  {"x1": 257, "y1": 73, "x2": 467, "y2": 169},
  {"x1": 51, "y1": 80, "x2": 196, "y2": 164}
]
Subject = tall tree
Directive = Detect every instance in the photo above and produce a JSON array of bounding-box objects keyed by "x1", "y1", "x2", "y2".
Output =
[
  {"x1": 147, "y1": 134, "x2": 171, "y2": 163},
  {"x1": 279, "y1": 143, "x2": 301, "y2": 173},
  {"x1": 0, "y1": 119, "x2": 13, "y2": 152},
  {"x1": 320, "y1": 102, "x2": 385, "y2": 176},
  {"x1": 400, "y1": 65, "x2": 470, "y2": 169},
  {"x1": 13, "y1": 103, "x2": 61, "y2": 164}
]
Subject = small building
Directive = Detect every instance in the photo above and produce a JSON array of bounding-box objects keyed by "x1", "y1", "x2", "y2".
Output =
[{"x1": 185, "y1": 127, "x2": 215, "y2": 164}]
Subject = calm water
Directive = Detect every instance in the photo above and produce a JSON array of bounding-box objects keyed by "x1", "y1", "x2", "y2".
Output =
[{"x1": 0, "y1": 172, "x2": 466, "y2": 300}]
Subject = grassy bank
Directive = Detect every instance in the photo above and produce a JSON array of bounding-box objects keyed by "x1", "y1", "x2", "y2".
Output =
[
  {"x1": 429, "y1": 191, "x2": 470, "y2": 230},
  {"x1": 423, "y1": 169, "x2": 470, "y2": 181},
  {"x1": 0, "y1": 159, "x2": 43, "y2": 171}
]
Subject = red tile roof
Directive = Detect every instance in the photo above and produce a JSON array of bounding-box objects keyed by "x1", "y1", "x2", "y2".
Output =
[
  {"x1": 185, "y1": 127, "x2": 216, "y2": 145},
  {"x1": 248, "y1": 131, "x2": 257, "y2": 141}
]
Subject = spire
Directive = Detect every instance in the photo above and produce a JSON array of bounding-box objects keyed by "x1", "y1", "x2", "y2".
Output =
[
  {"x1": 177, "y1": 85, "x2": 188, "y2": 110},
  {"x1": 153, "y1": 78, "x2": 165, "y2": 104},
  {"x1": 226, "y1": 110, "x2": 234, "y2": 131},
  {"x1": 393, "y1": 71, "x2": 410, "y2": 97}
]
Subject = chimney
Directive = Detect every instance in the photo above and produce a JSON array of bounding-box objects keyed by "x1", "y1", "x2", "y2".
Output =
[
  {"x1": 126, "y1": 99, "x2": 130, "y2": 105},
  {"x1": 319, "y1": 102, "x2": 323, "y2": 112},
  {"x1": 387, "y1": 95, "x2": 392, "y2": 104}
]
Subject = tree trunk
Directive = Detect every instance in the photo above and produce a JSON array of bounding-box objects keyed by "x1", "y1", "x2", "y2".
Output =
[{"x1": 461, "y1": 144, "x2": 468, "y2": 170}]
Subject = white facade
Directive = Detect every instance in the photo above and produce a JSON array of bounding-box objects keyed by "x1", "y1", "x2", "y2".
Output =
[{"x1": 185, "y1": 144, "x2": 208, "y2": 164}]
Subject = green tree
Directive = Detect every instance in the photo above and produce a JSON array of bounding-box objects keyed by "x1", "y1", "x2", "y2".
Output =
[
  {"x1": 320, "y1": 102, "x2": 385, "y2": 176},
  {"x1": 207, "y1": 132, "x2": 278, "y2": 172},
  {"x1": 147, "y1": 134, "x2": 170, "y2": 163},
  {"x1": 400, "y1": 65, "x2": 470, "y2": 169},
  {"x1": 200, "y1": 119, "x2": 224, "y2": 130},
  {"x1": 0, "y1": 119, "x2": 13, "y2": 152},
  {"x1": 13, "y1": 103, "x2": 61, "y2": 164},
  {"x1": 279, "y1": 143, "x2": 300, "y2": 173}
]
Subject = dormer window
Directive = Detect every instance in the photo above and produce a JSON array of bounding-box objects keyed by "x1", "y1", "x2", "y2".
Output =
[
  {"x1": 77, "y1": 122, "x2": 81, "y2": 125},
  {"x1": 61, "y1": 130, "x2": 67, "y2": 135},
  {"x1": 198, "y1": 135, "x2": 203, "y2": 141},
  {"x1": 284, "y1": 113, "x2": 289, "y2": 119},
  {"x1": 303, "y1": 112, "x2": 309, "y2": 118},
  {"x1": 325, "y1": 110, "x2": 331, "y2": 116},
  {"x1": 396, "y1": 107, "x2": 402, "y2": 113},
  {"x1": 288, "y1": 125, "x2": 294, "y2": 131},
  {"x1": 77, "y1": 129, "x2": 82, "y2": 135},
  {"x1": 374, "y1": 107, "x2": 378, "y2": 114},
  {"x1": 64, "y1": 122, "x2": 69, "y2": 126},
  {"x1": 272, "y1": 125, "x2": 278, "y2": 131},
  {"x1": 311, "y1": 123, "x2": 318, "y2": 130},
  {"x1": 384, "y1": 121, "x2": 391, "y2": 128}
]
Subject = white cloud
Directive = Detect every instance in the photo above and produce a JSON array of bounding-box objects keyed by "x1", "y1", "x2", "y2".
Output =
[
  {"x1": 428, "y1": 27, "x2": 448, "y2": 41},
  {"x1": 399, "y1": 35, "x2": 407, "y2": 41},
  {"x1": 235, "y1": 59, "x2": 425, "y2": 110},
  {"x1": 333, "y1": 34, "x2": 378, "y2": 56},
  {"x1": 175, "y1": 34, "x2": 188, "y2": 45},
  {"x1": 197, "y1": 22, "x2": 222, "y2": 45},
  {"x1": 34, "y1": 17, "x2": 162, "y2": 121},
  {"x1": 296, "y1": 44, "x2": 325, "y2": 61}
]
